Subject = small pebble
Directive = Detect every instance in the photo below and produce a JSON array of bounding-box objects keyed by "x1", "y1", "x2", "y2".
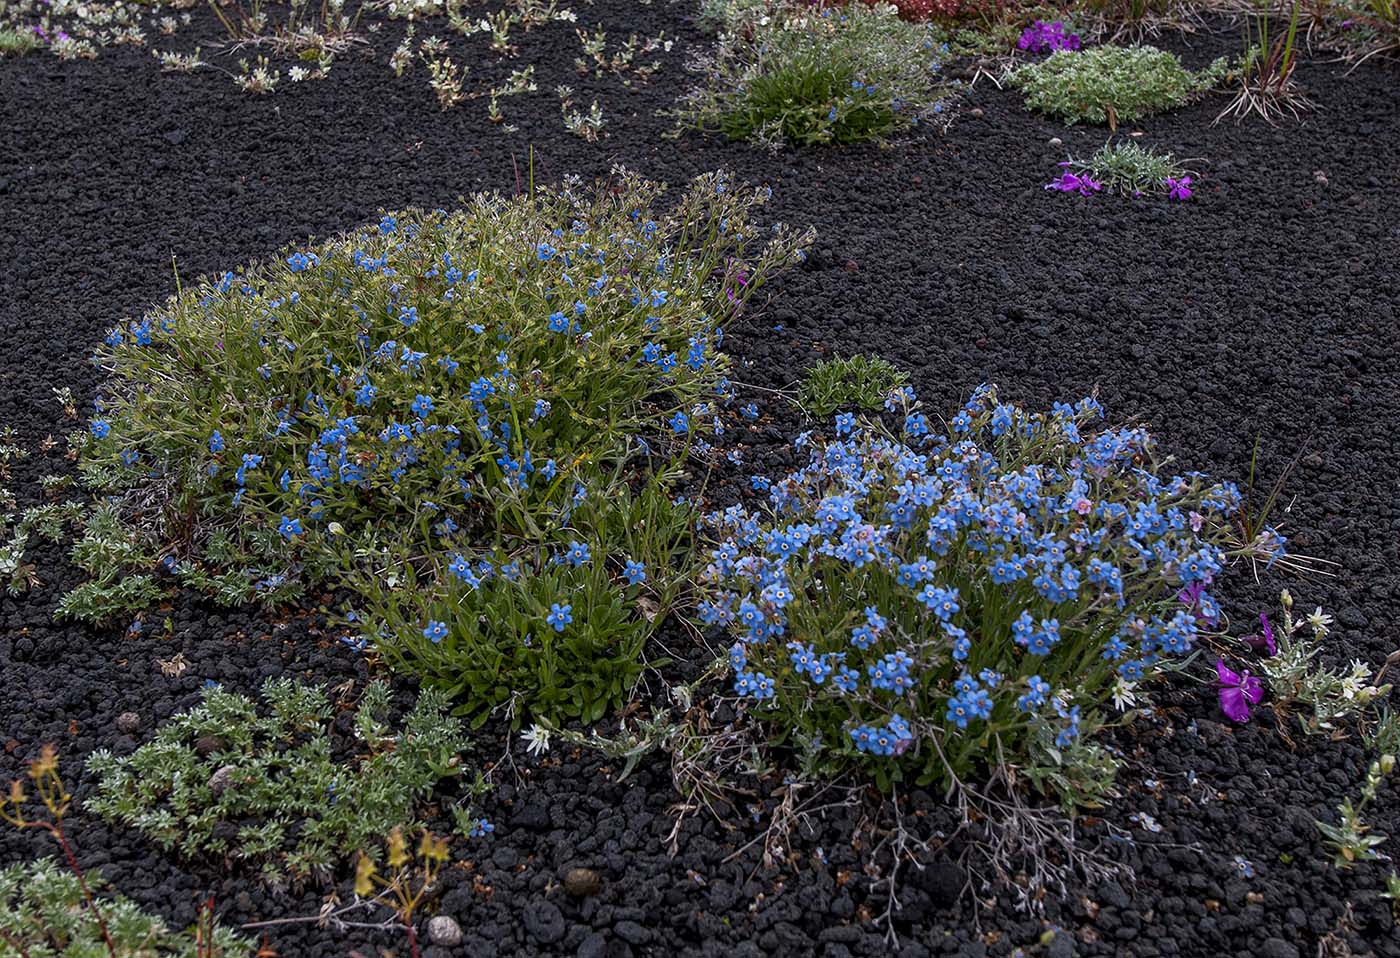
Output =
[
  {"x1": 1048, "y1": 137, "x2": 1062, "y2": 147},
  {"x1": 564, "y1": 866, "x2": 603, "y2": 898},
  {"x1": 208, "y1": 765, "x2": 237, "y2": 796},
  {"x1": 115, "y1": 712, "x2": 140, "y2": 734},
  {"x1": 427, "y1": 915, "x2": 462, "y2": 946}
]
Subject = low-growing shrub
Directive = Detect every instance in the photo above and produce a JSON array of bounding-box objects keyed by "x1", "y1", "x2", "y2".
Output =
[
  {"x1": 1052, "y1": 140, "x2": 1194, "y2": 197},
  {"x1": 1012, "y1": 44, "x2": 1228, "y2": 125},
  {"x1": 86, "y1": 680, "x2": 473, "y2": 885},
  {"x1": 75, "y1": 170, "x2": 812, "y2": 723},
  {"x1": 0, "y1": 858, "x2": 253, "y2": 957},
  {"x1": 798, "y1": 354, "x2": 910, "y2": 416},
  {"x1": 699, "y1": 386, "x2": 1283, "y2": 804},
  {"x1": 676, "y1": 1, "x2": 957, "y2": 148}
]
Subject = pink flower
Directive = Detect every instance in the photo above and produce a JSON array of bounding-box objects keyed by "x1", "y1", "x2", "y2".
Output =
[{"x1": 1216, "y1": 659, "x2": 1264, "y2": 723}]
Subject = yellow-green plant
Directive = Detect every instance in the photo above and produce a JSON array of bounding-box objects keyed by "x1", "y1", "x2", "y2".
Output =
[{"x1": 354, "y1": 828, "x2": 452, "y2": 958}]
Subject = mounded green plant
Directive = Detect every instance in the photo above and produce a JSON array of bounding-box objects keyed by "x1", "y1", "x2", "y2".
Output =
[
  {"x1": 0, "y1": 858, "x2": 253, "y2": 957},
  {"x1": 677, "y1": 1, "x2": 957, "y2": 147},
  {"x1": 73, "y1": 170, "x2": 812, "y2": 723},
  {"x1": 701, "y1": 386, "x2": 1286, "y2": 806},
  {"x1": 1012, "y1": 44, "x2": 1228, "y2": 125},
  {"x1": 798, "y1": 354, "x2": 909, "y2": 417},
  {"x1": 86, "y1": 680, "x2": 473, "y2": 886}
]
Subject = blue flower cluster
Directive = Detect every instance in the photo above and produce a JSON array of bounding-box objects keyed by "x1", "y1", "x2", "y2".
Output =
[
  {"x1": 84, "y1": 172, "x2": 811, "y2": 724},
  {"x1": 700, "y1": 385, "x2": 1276, "y2": 785}
]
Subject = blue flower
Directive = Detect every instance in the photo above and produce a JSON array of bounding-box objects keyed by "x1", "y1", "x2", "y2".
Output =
[
  {"x1": 422, "y1": 620, "x2": 449, "y2": 643},
  {"x1": 564, "y1": 541, "x2": 591, "y2": 567},
  {"x1": 90, "y1": 419, "x2": 111, "y2": 439},
  {"x1": 469, "y1": 819, "x2": 494, "y2": 838},
  {"x1": 623, "y1": 559, "x2": 646, "y2": 585},
  {"x1": 278, "y1": 516, "x2": 303, "y2": 540},
  {"x1": 670, "y1": 412, "x2": 689, "y2": 434},
  {"x1": 208, "y1": 431, "x2": 224, "y2": 453},
  {"x1": 547, "y1": 603, "x2": 573, "y2": 632}
]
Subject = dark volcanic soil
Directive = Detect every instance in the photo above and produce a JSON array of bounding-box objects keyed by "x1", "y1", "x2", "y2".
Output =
[{"x1": 2, "y1": 4, "x2": 1399, "y2": 956}]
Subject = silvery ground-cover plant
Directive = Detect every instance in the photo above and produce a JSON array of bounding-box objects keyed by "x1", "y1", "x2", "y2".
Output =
[{"x1": 2, "y1": 0, "x2": 1400, "y2": 955}]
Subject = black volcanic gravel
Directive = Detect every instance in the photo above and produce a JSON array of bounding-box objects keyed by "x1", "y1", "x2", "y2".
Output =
[{"x1": 2, "y1": 4, "x2": 1399, "y2": 956}]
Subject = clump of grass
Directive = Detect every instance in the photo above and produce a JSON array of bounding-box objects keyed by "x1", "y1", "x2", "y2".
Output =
[
  {"x1": 85, "y1": 680, "x2": 474, "y2": 886},
  {"x1": 1075, "y1": 0, "x2": 1198, "y2": 39},
  {"x1": 798, "y1": 354, "x2": 909, "y2": 416},
  {"x1": 1060, "y1": 140, "x2": 1193, "y2": 196},
  {"x1": 1315, "y1": 0, "x2": 1400, "y2": 62},
  {"x1": 676, "y1": 1, "x2": 957, "y2": 148},
  {"x1": 1217, "y1": 0, "x2": 1315, "y2": 124},
  {"x1": 1012, "y1": 44, "x2": 1228, "y2": 126}
]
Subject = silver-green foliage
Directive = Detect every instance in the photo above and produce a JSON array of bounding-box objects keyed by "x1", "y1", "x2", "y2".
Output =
[
  {"x1": 1064, "y1": 141, "x2": 1189, "y2": 196},
  {"x1": 0, "y1": 858, "x2": 252, "y2": 957},
  {"x1": 86, "y1": 680, "x2": 472, "y2": 886},
  {"x1": 1013, "y1": 45, "x2": 1228, "y2": 125},
  {"x1": 678, "y1": 1, "x2": 956, "y2": 148}
]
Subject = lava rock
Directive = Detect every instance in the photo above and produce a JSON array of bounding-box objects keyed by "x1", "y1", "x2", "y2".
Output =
[{"x1": 522, "y1": 900, "x2": 565, "y2": 945}]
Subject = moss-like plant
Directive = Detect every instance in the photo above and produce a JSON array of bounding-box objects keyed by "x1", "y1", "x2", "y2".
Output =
[
  {"x1": 1012, "y1": 44, "x2": 1228, "y2": 125},
  {"x1": 798, "y1": 354, "x2": 909, "y2": 416},
  {"x1": 86, "y1": 680, "x2": 472, "y2": 886}
]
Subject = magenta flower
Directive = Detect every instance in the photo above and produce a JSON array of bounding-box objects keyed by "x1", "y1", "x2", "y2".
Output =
[
  {"x1": 1216, "y1": 659, "x2": 1264, "y2": 723},
  {"x1": 1045, "y1": 171, "x2": 1101, "y2": 196},
  {"x1": 1165, "y1": 176, "x2": 1193, "y2": 201},
  {"x1": 1242, "y1": 612, "x2": 1277, "y2": 656}
]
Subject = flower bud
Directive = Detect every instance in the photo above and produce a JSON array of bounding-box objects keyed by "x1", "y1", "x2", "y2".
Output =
[
  {"x1": 1280, "y1": 589, "x2": 1293, "y2": 610},
  {"x1": 1381, "y1": 754, "x2": 1396, "y2": 775}
]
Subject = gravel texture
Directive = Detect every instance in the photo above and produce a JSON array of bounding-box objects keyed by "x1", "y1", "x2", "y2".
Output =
[{"x1": 2, "y1": 3, "x2": 1399, "y2": 956}]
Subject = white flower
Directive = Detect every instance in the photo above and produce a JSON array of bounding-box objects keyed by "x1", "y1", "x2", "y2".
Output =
[
  {"x1": 521, "y1": 724, "x2": 551, "y2": 757},
  {"x1": 1306, "y1": 607, "x2": 1334, "y2": 637},
  {"x1": 1112, "y1": 678, "x2": 1139, "y2": 712}
]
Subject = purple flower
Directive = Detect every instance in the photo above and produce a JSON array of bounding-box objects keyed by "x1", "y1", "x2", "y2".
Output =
[
  {"x1": 1215, "y1": 659, "x2": 1263, "y2": 723},
  {"x1": 1018, "y1": 20, "x2": 1082, "y2": 53},
  {"x1": 1046, "y1": 172, "x2": 1102, "y2": 196},
  {"x1": 1242, "y1": 612, "x2": 1277, "y2": 656},
  {"x1": 1165, "y1": 176, "x2": 1193, "y2": 201}
]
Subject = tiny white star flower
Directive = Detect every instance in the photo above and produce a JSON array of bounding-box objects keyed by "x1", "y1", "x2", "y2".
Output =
[
  {"x1": 521, "y1": 724, "x2": 551, "y2": 757},
  {"x1": 1307, "y1": 607, "x2": 1334, "y2": 637},
  {"x1": 1112, "y1": 678, "x2": 1139, "y2": 712}
]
